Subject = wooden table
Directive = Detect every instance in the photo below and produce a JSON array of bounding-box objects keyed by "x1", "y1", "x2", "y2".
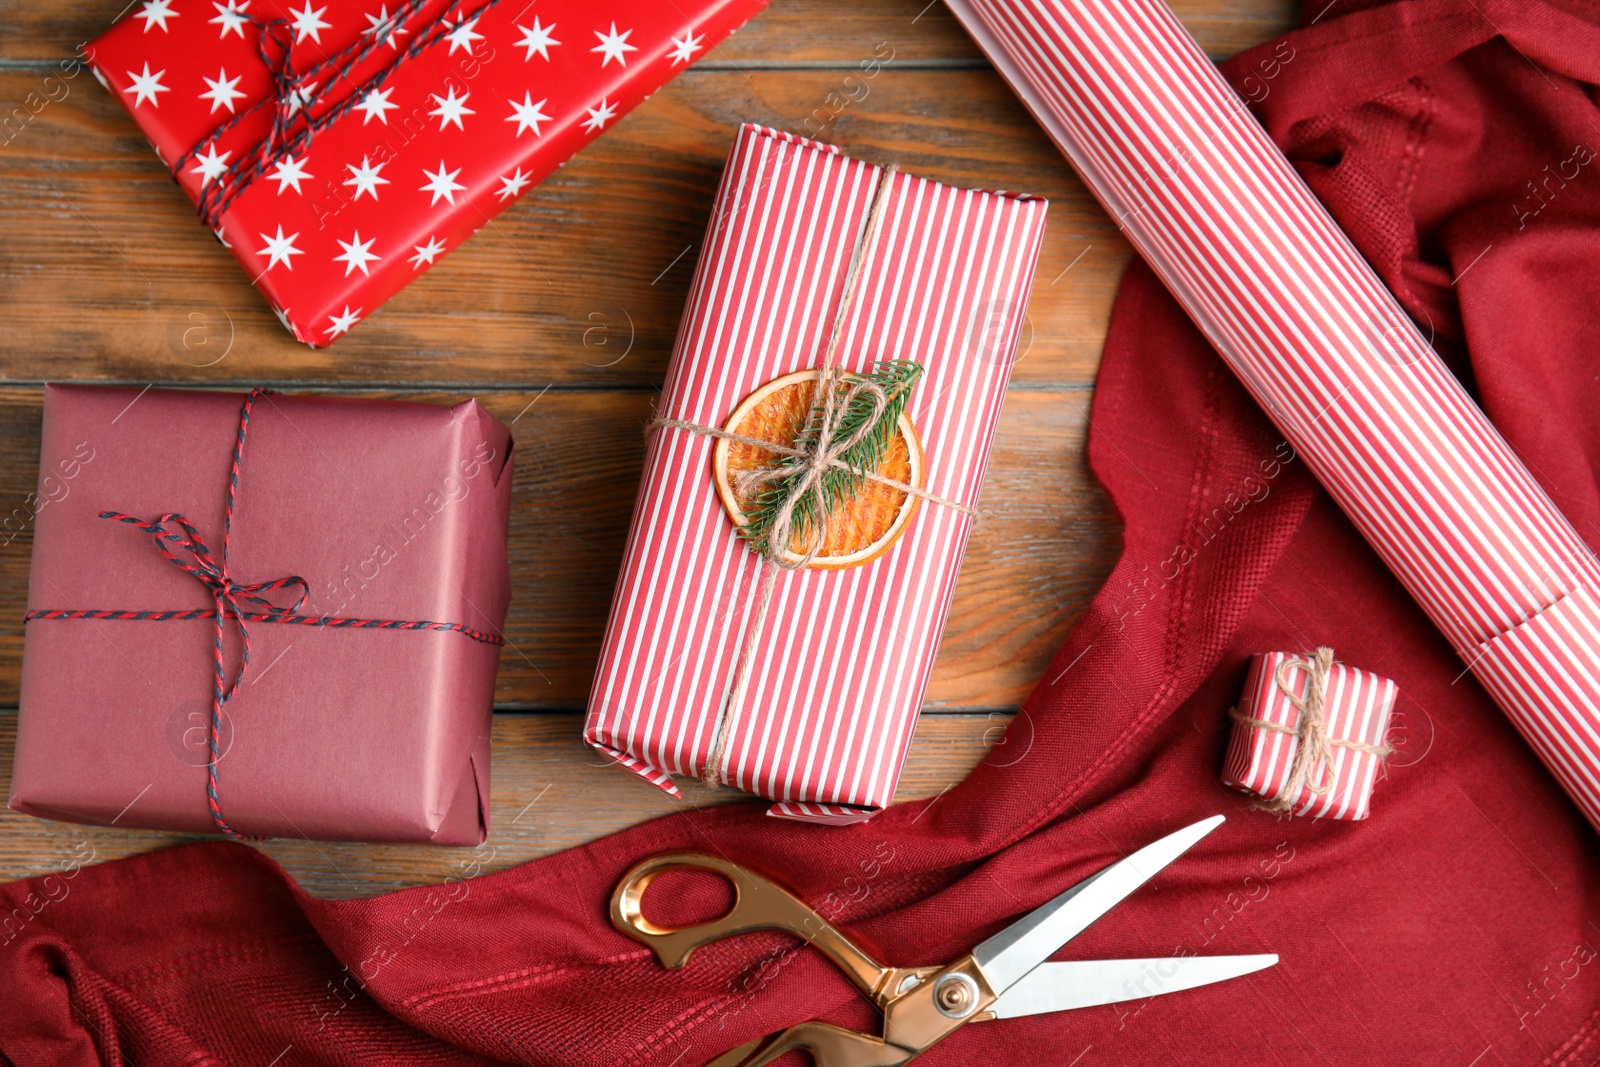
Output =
[{"x1": 0, "y1": 0, "x2": 1296, "y2": 897}]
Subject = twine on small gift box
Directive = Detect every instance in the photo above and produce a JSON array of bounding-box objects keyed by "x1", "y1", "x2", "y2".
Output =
[
  {"x1": 1229, "y1": 648, "x2": 1394, "y2": 813},
  {"x1": 646, "y1": 166, "x2": 979, "y2": 787}
]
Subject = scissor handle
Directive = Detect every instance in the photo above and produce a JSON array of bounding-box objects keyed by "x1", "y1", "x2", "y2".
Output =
[
  {"x1": 705, "y1": 1023, "x2": 915, "y2": 1067},
  {"x1": 610, "y1": 852, "x2": 892, "y2": 999}
]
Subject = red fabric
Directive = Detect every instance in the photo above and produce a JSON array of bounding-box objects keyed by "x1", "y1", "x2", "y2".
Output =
[{"x1": 6, "y1": 1, "x2": 1600, "y2": 1062}]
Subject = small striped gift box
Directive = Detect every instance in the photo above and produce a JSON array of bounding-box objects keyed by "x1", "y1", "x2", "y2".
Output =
[{"x1": 1222, "y1": 650, "x2": 1397, "y2": 821}]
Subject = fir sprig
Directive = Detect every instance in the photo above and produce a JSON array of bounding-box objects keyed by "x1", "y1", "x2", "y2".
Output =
[{"x1": 741, "y1": 360, "x2": 925, "y2": 558}]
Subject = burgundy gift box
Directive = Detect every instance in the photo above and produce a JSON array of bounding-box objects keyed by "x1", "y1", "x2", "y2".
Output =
[
  {"x1": 9, "y1": 385, "x2": 512, "y2": 844},
  {"x1": 84, "y1": 0, "x2": 767, "y2": 346}
]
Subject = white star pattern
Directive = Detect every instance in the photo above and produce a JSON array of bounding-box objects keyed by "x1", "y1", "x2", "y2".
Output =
[
  {"x1": 354, "y1": 86, "x2": 397, "y2": 125},
  {"x1": 363, "y1": 5, "x2": 409, "y2": 49},
  {"x1": 134, "y1": 0, "x2": 179, "y2": 33},
  {"x1": 505, "y1": 92, "x2": 550, "y2": 137},
  {"x1": 445, "y1": 16, "x2": 483, "y2": 55},
  {"x1": 189, "y1": 143, "x2": 232, "y2": 186},
  {"x1": 497, "y1": 167, "x2": 532, "y2": 201},
  {"x1": 257, "y1": 226, "x2": 303, "y2": 271},
  {"x1": 200, "y1": 68, "x2": 246, "y2": 114},
  {"x1": 342, "y1": 155, "x2": 389, "y2": 200},
  {"x1": 669, "y1": 30, "x2": 704, "y2": 64},
  {"x1": 288, "y1": 1, "x2": 331, "y2": 44},
  {"x1": 273, "y1": 305, "x2": 293, "y2": 333},
  {"x1": 419, "y1": 161, "x2": 466, "y2": 206},
  {"x1": 590, "y1": 22, "x2": 637, "y2": 67},
  {"x1": 124, "y1": 63, "x2": 170, "y2": 108},
  {"x1": 334, "y1": 232, "x2": 379, "y2": 276},
  {"x1": 213, "y1": 226, "x2": 232, "y2": 248},
  {"x1": 409, "y1": 236, "x2": 446, "y2": 267},
  {"x1": 515, "y1": 17, "x2": 559, "y2": 60},
  {"x1": 581, "y1": 98, "x2": 617, "y2": 132},
  {"x1": 284, "y1": 80, "x2": 319, "y2": 117},
  {"x1": 428, "y1": 87, "x2": 475, "y2": 131},
  {"x1": 267, "y1": 155, "x2": 313, "y2": 194},
  {"x1": 326, "y1": 305, "x2": 361, "y2": 338},
  {"x1": 209, "y1": 0, "x2": 251, "y2": 39}
]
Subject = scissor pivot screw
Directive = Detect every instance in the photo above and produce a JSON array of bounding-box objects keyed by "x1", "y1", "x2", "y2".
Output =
[{"x1": 933, "y1": 973, "x2": 980, "y2": 1018}]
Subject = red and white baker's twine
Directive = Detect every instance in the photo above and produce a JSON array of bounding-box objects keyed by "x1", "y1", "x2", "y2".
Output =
[{"x1": 24, "y1": 389, "x2": 502, "y2": 840}]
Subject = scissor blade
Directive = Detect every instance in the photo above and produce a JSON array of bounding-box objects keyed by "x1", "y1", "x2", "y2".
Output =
[
  {"x1": 971, "y1": 816, "x2": 1224, "y2": 993},
  {"x1": 987, "y1": 954, "x2": 1277, "y2": 1019}
]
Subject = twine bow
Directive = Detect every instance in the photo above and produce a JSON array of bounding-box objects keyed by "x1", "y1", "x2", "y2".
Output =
[
  {"x1": 1229, "y1": 648, "x2": 1394, "y2": 813},
  {"x1": 168, "y1": 0, "x2": 506, "y2": 230},
  {"x1": 253, "y1": 18, "x2": 322, "y2": 167},
  {"x1": 106, "y1": 512, "x2": 311, "y2": 621},
  {"x1": 99, "y1": 509, "x2": 309, "y2": 840},
  {"x1": 656, "y1": 364, "x2": 950, "y2": 569},
  {"x1": 740, "y1": 368, "x2": 895, "y2": 569}
]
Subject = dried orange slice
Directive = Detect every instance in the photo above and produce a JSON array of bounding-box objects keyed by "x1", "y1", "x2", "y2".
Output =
[{"x1": 712, "y1": 368, "x2": 924, "y2": 570}]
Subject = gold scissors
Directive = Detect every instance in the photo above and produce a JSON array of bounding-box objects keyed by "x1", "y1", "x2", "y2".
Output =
[{"x1": 611, "y1": 815, "x2": 1275, "y2": 1066}]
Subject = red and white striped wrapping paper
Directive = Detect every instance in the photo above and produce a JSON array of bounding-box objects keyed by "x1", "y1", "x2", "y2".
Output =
[
  {"x1": 946, "y1": 0, "x2": 1600, "y2": 832},
  {"x1": 585, "y1": 124, "x2": 1048, "y2": 824},
  {"x1": 1222, "y1": 652, "x2": 1398, "y2": 821}
]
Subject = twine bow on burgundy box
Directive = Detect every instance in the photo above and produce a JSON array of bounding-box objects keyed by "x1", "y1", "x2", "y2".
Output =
[
  {"x1": 9, "y1": 385, "x2": 514, "y2": 845},
  {"x1": 83, "y1": 0, "x2": 769, "y2": 346}
]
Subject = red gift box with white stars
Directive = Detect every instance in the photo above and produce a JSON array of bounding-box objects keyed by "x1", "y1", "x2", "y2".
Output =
[{"x1": 83, "y1": 0, "x2": 767, "y2": 346}]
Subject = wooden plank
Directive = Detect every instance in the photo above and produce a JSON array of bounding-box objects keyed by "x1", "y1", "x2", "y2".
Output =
[
  {"x1": 0, "y1": 67, "x2": 1126, "y2": 388},
  {"x1": 0, "y1": 1, "x2": 1297, "y2": 65},
  {"x1": 0, "y1": 385, "x2": 1120, "y2": 709},
  {"x1": 0, "y1": 709, "x2": 1009, "y2": 897}
]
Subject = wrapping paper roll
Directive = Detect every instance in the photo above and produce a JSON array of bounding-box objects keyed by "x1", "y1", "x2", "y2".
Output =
[{"x1": 946, "y1": 0, "x2": 1600, "y2": 829}]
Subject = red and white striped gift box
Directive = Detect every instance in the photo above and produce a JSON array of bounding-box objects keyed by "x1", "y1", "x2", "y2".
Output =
[
  {"x1": 1222, "y1": 652, "x2": 1397, "y2": 821},
  {"x1": 584, "y1": 124, "x2": 1048, "y2": 824},
  {"x1": 946, "y1": 0, "x2": 1600, "y2": 833}
]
